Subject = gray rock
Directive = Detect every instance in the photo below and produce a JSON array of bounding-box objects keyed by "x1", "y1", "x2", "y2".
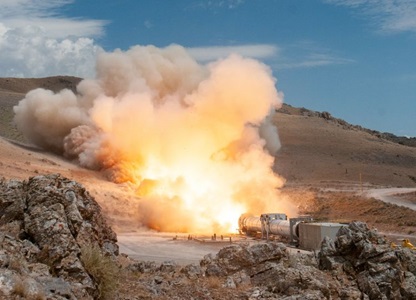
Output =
[
  {"x1": 196, "y1": 221, "x2": 415, "y2": 299},
  {"x1": 0, "y1": 250, "x2": 9, "y2": 268},
  {"x1": 20, "y1": 276, "x2": 46, "y2": 299},
  {"x1": 159, "y1": 260, "x2": 177, "y2": 273},
  {"x1": 320, "y1": 221, "x2": 415, "y2": 299},
  {"x1": 205, "y1": 261, "x2": 224, "y2": 276},
  {"x1": 0, "y1": 269, "x2": 17, "y2": 296},
  {"x1": 27, "y1": 262, "x2": 51, "y2": 277},
  {"x1": 223, "y1": 276, "x2": 236, "y2": 289},
  {"x1": 401, "y1": 271, "x2": 416, "y2": 299},
  {"x1": 0, "y1": 174, "x2": 119, "y2": 299},
  {"x1": 39, "y1": 277, "x2": 78, "y2": 299},
  {"x1": 249, "y1": 288, "x2": 261, "y2": 299},
  {"x1": 154, "y1": 275, "x2": 164, "y2": 284},
  {"x1": 128, "y1": 260, "x2": 158, "y2": 273},
  {"x1": 231, "y1": 269, "x2": 251, "y2": 286},
  {"x1": 180, "y1": 263, "x2": 202, "y2": 279},
  {"x1": 338, "y1": 287, "x2": 363, "y2": 300},
  {"x1": 396, "y1": 247, "x2": 416, "y2": 274},
  {"x1": 201, "y1": 242, "x2": 287, "y2": 275}
]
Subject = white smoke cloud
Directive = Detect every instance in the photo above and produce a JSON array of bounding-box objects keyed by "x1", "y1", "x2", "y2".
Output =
[{"x1": 14, "y1": 44, "x2": 292, "y2": 233}]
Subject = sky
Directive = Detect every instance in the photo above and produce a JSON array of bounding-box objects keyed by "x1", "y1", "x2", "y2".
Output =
[{"x1": 0, "y1": 0, "x2": 415, "y2": 137}]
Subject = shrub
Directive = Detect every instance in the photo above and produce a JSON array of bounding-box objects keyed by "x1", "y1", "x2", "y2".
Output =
[
  {"x1": 80, "y1": 245, "x2": 119, "y2": 300},
  {"x1": 8, "y1": 256, "x2": 28, "y2": 275},
  {"x1": 11, "y1": 278, "x2": 27, "y2": 297},
  {"x1": 205, "y1": 276, "x2": 222, "y2": 289},
  {"x1": 11, "y1": 276, "x2": 46, "y2": 300}
]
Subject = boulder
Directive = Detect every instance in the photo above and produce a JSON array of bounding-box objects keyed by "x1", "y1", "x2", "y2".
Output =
[
  {"x1": 200, "y1": 241, "x2": 352, "y2": 298},
  {"x1": 319, "y1": 221, "x2": 416, "y2": 299},
  {"x1": 200, "y1": 242, "x2": 287, "y2": 276},
  {"x1": 0, "y1": 174, "x2": 119, "y2": 299}
]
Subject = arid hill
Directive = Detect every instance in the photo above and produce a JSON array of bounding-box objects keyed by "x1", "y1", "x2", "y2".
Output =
[{"x1": 274, "y1": 106, "x2": 416, "y2": 187}]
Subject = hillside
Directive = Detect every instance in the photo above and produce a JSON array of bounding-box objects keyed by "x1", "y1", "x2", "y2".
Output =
[{"x1": 274, "y1": 106, "x2": 416, "y2": 187}]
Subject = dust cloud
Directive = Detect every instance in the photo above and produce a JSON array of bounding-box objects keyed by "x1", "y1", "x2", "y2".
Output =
[{"x1": 14, "y1": 44, "x2": 296, "y2": 233}]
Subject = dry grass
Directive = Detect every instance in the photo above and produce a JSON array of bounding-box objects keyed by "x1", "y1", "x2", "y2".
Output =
[
  {"x1": 204, "y1": 276, "x2": 222, "y2": 289},
  {"x1": 11, "y1": 278, "x2": 46, "y2": 300},
  {"x1": 80, "y1": 245, "x2": 120, "y2": 300},
  {"x1": 30, "y1": 294, "x2": 46, "y2": 300},
  {"x1": 8, "y1": 257, "x2": 26, "y2": 274},
  {"x1": 11, "y1": 278, "x2": 27, "y2": 297}
]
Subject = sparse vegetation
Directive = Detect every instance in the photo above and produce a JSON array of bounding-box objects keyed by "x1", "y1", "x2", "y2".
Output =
[
  {"x1": 11, "y1": 278, "x2": 27, "y2": 297},
  {"x1": 36, "y1": 245, "x2": 58, "y2": 276},
  {"x1": 11, "y1": 277, "x2": 46, "y2": 300},
  {"x1": 205, "y1": 276, "x2": 222, "y2": 289},
  {"x1": 8, "y1": 257, "x2": 26, "y2": 274},
  {"x1": 32, "y1": 294, "x2": 46, "y2": 300},
  {"x1": 80, "y1": 245, "x2": 120, "y2": 300}
]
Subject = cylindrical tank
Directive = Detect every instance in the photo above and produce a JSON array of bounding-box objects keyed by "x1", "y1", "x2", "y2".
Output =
[
  {"x1": 239, "y1": 213, "x2": 300, "y2": 238},
  {"x1": 268, "y1": 220, "x2": 292, "y2": 237},
  {"x1": 239, "y1": 214, "x2": 263, "y2": 234}
]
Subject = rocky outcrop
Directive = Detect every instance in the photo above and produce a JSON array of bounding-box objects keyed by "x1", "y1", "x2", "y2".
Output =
[
  {"x1": 319, "y1": 221, "x2": 416, "y2": 299},
  {"x1": 200, "y1": 242, "x2": 338, "y2": 299},
  {"x1": 195, "y1": 222, "x2": 416, "y2": 299},
  {"x1": 2, "y1": 174, "x2": 414, "y2": 299},
  {"x1": 0, "y1": 174, "x2": 118, "y2": 299}
]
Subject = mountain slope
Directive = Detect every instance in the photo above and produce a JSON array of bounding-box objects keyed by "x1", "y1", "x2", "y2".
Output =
[{"x1": 274, "y1": 109, "x2": 416, "y2": 187}]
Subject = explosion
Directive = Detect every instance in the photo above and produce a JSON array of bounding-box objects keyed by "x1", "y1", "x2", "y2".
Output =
[{"x1": 14, "y1": 44, "x2": 295, "y2": 233}]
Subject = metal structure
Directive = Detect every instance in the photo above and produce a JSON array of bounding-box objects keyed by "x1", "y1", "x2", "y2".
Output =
[
  {"x1": 298, "y1": 222, "x2": 345, "y2": 250},
  {"x1": 238, "y1": 213, "x2": 313, "y2": 244}
]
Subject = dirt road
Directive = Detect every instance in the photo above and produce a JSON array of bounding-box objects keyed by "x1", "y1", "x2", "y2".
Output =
[{"x1": 363, "y1": 188, "x2": 416, "y2": 210}]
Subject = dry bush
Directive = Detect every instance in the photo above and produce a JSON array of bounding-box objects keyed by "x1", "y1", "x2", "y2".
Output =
[
  {"x1": 204, "y1": 276, "x2": 222, "y2": 289},
  {"x1": 11, "y1": 277, "x2": 46, "y2": 300},
  {"x1": 11, "y1": 277, "x2": 27, "y2": 297},
  {"x1": 8, "y1": 257, "x2": 26, "y2": 274},
  {"x1": 80, "y1": 245, "x2": 119, "y2": 300},
  {"x1": 30, "y1": 293, "x2": 46, "y2": 300}
]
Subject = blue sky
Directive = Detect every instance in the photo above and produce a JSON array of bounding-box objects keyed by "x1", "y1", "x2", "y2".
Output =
[{"x1": 1, "y1": 0, "x2": 415, "y2": 137}]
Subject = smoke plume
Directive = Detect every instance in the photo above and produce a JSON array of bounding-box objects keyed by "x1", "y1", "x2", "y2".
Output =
[{"x1": 14, "y1": 44, "x2": 295, "y2": 233}]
